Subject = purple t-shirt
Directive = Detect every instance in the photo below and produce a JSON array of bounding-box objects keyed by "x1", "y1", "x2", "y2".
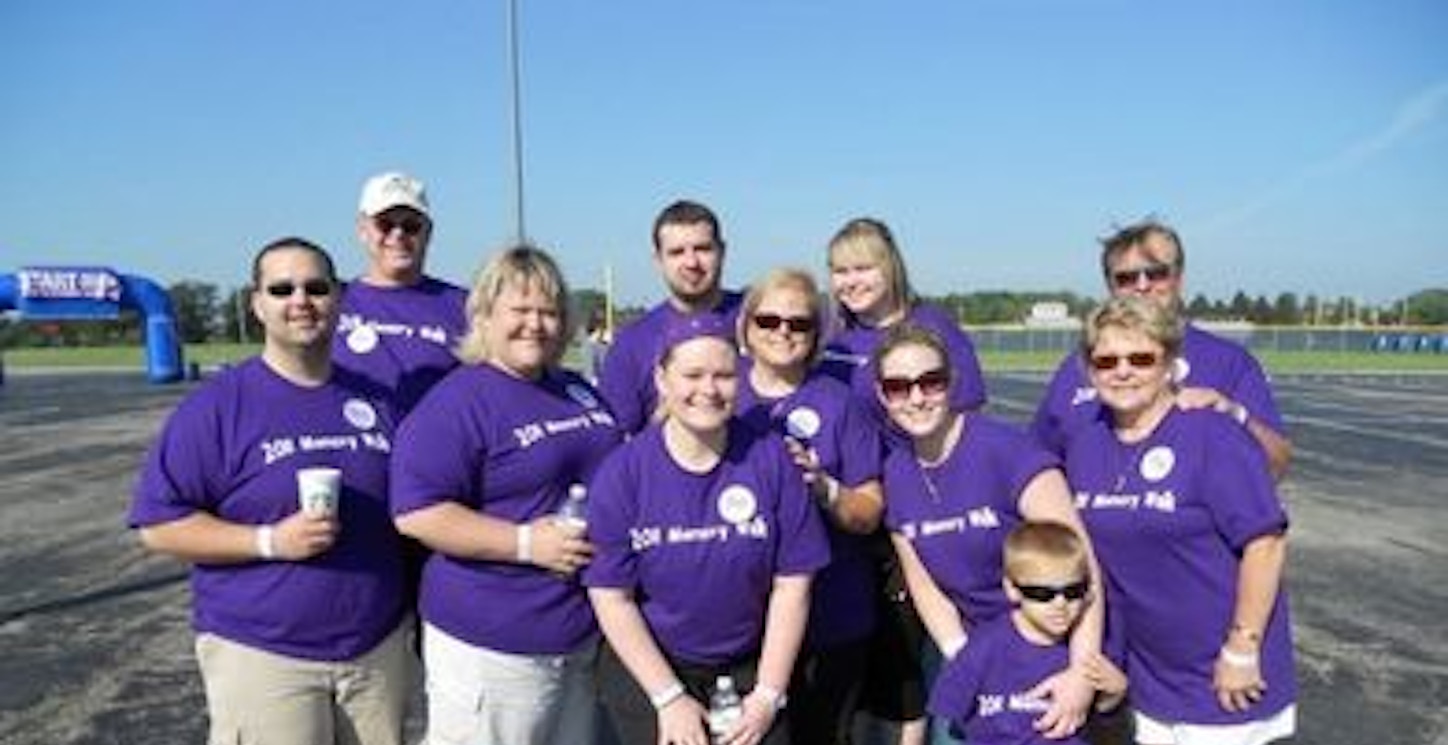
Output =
[
  {"x1": 1032, "y1": 323, "x2": 1285, "y2": 457},
  {"x1": 883, "y1": 413, "x2": 1059, "y2": 624},
  {"x1": 128, "y1": 358, "x2": 405, "y2": 662},
  {"x1": 736, "y1": 360, "x2": 883, "y2": 647},
  {"x1": 597, "y1": 291, "x2": 744, "y2": 435},
  {"x1": 1063, "y1": 408, "x2": 1295, "y2": 725},
  {"x1": 821, "y1": 302, "x2": 988, "y2": 423},
  {"x1": 929, "y1": 616, "x2": 1088, "y2": 745},
  {"x1": 390, "y1": 363, "x2": 622, "y2": 655},
  {"x1": 583, "y1": 420, "x2": 831, "y2": 665},
  {"x1": 333, "y1": 276, "x2": 468, "y2": 414}
]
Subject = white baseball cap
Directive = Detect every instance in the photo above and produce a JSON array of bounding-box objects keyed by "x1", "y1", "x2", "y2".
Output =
[{"x1": 358, "y1": 172, "x2": 429, "y2": 217}]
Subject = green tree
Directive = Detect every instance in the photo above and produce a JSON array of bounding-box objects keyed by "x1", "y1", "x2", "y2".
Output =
[
  {"x1": 218, "y1": 286, "x2": 262, "y2": 344},
  {"x1": 1405, "y1": 288, "x2": 1448, "y2": 324},
  {"x1": 168, "y1": 281, "x2": 220, "y2": 343}
]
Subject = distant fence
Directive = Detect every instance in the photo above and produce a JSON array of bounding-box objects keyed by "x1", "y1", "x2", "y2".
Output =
[{"x1": 965, "y1": 324, "x2": 1448, "y2": 355}]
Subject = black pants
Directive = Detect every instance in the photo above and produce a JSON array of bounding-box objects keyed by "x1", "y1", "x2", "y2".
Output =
[
  {"x1": 787, "y1": 638, "x2": 869, "y2": 745},
  {"x1": 597, "y1": 641, "x2": 790, "y2": 745}
]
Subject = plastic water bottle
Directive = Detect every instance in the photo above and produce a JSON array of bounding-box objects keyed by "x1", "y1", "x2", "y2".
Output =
[
  {"x1": 556, "y1": 483, "x2": 588, "y2": 531},
  {"x1": 707, "y1": 675, "x2": 742, "y2": 742}
]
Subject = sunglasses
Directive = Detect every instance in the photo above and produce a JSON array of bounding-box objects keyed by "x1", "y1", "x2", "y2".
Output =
[
  {"x1": 264, "y1": 279, "x2": 334, "y2": 299},
  {"x1": 375, "y1": 215, "x2": 427, "y2": 237},
  {"x1": 1110, "y1": 263, "x2": 1174, "y2": 289},
  {"x1": 1014, "y1": 580, "x2": 1089, "y2": 603},
  {"x1": 752, "y1": 313, "x2": 816, "y2": 334},
  {"x1": 1089, "y1": 351, "x2": 1160, "y2": 371},
  {"x1": 878, "y1": 369, "x2": 950, "y2": 402}
]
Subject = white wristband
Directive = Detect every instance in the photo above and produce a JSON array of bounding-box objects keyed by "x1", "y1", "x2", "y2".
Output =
[
  {"x1": 824, "y1": 478, "x2": 841, "y2": 506},
  {"x1": 1219, "y1": 646, "x2": 1260, "y2": 668},
  {"x1": 255, "y1": 524, "x2": 276, "y2": 560},
  {"x1": 649, "y1": 681, "x2": 685, "y2": 710},
  {"x1": 751, "y1": 683, "x2": 787, "y2": 711},
  {"x1": 516, "y1": 523, "x2": 533, "y2": 564},
  {"x1": 941, "y1": 633, "x2": 969, "y2": 660}
]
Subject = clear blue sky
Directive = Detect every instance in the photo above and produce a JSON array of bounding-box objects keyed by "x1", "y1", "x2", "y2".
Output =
[{"x1": 3, "y1": 1, "x2": 1445, "y2": 308}]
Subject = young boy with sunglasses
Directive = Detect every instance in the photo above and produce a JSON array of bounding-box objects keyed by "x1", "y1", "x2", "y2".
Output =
[{"x1": 928, "y1": 521, "x2": 1125, "y2": 745}]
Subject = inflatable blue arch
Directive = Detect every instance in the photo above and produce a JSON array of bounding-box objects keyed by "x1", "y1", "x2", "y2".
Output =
[{"x1": 0, "y1": 267, "x2": 184, "y2": 384}]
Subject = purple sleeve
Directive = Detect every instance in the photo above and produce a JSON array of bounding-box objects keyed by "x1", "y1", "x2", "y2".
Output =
[
  {"x1": 579, "y1": 447, "x2": 638, "y2": 589},
  {"x1": 389, "y1": 380, "x2": 483, "y2": 516},
  {"x1": 1199, "y1": 415, "x2": 1288, "y2": 549},
  {"x1": 1030, "y1": 354, "x2": 1080, "y2": 456},
  {"x1": 597, "y1": 326, "x2": 649, "y2": 435},
  {"x1": 128, "y1": 393, "x2": 225, "y2": 527},
  {"x1": 834, "y1": 395, "x2": 883, "y2": 487},
  {"x1": 1228, "y1": 353, "x2": 1286, "y2": 434},
  {"x1": 927, "y1": 642, "x2": 984, "y2": 734}
]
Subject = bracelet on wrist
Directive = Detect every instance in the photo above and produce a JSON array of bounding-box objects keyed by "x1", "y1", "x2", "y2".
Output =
[
  {"x1": 1219, "y1": 646, "x2": 1260, "y2": 668},
  {"x1": 648, "y1": 681, "x2": 685, "y2": 710},
  {"x1": 516, "y1": 523, "x2": 533, "y2": 564},
  {"x1": 255, "y1": 524, "x2": 276, "y2": 560},
  {"x1": 751, "y1": 683, "x2": 788, "y2": 711},
  {"x1": 1229, "y1": 623, "x2": 1262, "y2": 644}
]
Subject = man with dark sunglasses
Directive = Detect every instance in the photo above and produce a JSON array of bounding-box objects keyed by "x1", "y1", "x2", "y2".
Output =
[
  {"x1": 334, "y1": 171, "x2": 468, "y2": 415},
  {"x1": 1032, "y1": 219, "x2": 1292, "y2": 477},
  {"x1": 597, "y1": 199, "x2": 745, "y2": 435},
  {"x1": 129, "y1": 237, "x2": 416, "y2": 745}
]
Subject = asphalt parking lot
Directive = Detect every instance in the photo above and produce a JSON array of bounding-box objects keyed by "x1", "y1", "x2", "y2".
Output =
[{"x1": 1, "y1": 370, "x2": 1445, "y2": 744}]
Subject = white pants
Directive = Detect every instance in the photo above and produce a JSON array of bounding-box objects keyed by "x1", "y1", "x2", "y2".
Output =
[
  {"x1": 422, "y1": 622, "x2": 598, "y2": 745},
  {"x1": 1135, "y1": 703, "x2": 1296, "y2": 745}
]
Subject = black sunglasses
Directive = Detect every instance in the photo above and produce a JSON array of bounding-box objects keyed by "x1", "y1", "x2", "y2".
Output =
[
  {"x1": 878, "y1": 368, "x2": 950, "y2": 402},
  {"x1": 1110, "y1": 263, "x2": 1174, "y2": 289},
  {"x1": 375, "y1": 215, "x2": 428, "y2": 237},
  {"x1": 1089, "y1": 351, "x2": 1160, "y2": 371},
  {"x1": 264, "y1": 279, "x2": 334, "y2": 299},
  {"x1": 1014, "y1": 580, "x2": 1089, "y2": 603},
  {"x1": 752, "y1": 313, "x2": 816, "y2": 334}
]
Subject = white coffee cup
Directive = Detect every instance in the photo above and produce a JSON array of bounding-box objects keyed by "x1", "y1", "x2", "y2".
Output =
[{"x1": 297, "y1": 467, "x2": 343, "y2": 517}]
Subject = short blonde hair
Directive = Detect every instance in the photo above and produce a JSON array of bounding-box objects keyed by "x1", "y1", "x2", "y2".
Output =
[
  {"x1": 1080, "y1": 296, "x2": 1184, "y2": 360},
  {"x1": 455, "y1": 244, "x2": 572, "y2": 367},
  {"x1": 1003, "y1": 521, "x2": 1088, "y2": 582},
  {"x1": 738, "y1": 267, "x2": 825, "y2": 367}
]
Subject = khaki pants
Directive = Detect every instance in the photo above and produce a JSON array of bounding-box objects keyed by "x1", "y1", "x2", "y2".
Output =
[{"x1": 195, "y1": 620, "x2": 417, "y2": 745}]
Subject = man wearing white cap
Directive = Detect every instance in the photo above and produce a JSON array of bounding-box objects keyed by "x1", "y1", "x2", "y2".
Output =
[{"x1": 334, "y1": 172, "x2": 468, "y2": 415}]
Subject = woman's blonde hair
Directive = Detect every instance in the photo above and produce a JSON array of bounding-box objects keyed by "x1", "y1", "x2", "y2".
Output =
[
  {"x1": 738, "y1": 267, "x2": 824, "y2": 367},
  {"x1": 1079, "y1": 296, "x2": 1184, "y2": 360},
  {"x1": 455, "y1": 244, "x2": 572, "y2": 367},
  {"x1": 827, "y1": 217, "x2": 914, "y2": 326}
]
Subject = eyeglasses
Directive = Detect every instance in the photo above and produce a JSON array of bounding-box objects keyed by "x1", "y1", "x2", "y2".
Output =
[
  {"x1": 375, "y1": 215, "x2": 427, "y2": 237},
  {"x1": 878, "y1": 369, "x2": 950, "y2": 402},
  {"x1": 1089, "y1": 351, "x2": 1160, "y2": 371},
  {"x1": 752, "y1": 313, "x2": 816, "y2": 334},
  {"x1": 1110, "y1": 263, "x2": 1174, "y2": 289},
  {"x1": 264, "y1": 279, "x2": 334, "y2": 299},
  {"x1": 1014, "y1": 581, "x2": 1089, "y2": 603}
]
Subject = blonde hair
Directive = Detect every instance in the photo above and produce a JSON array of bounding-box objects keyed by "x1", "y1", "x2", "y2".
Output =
[
  {"x1": 455, "y1": 244, "x2": 572, "y2": 367},
  {"x1": 827, "y1": 217, "x2": 914, "y2": 325},
  {"x1": 738, "y1": 267, "x2": 825, "y2": 367},
  {"x1": 1003, "y1": 521, "x2": 1088, "y2": 582},
  {"x1": 1080, "y1": 296, "x2": 1184, "y2": 360}
]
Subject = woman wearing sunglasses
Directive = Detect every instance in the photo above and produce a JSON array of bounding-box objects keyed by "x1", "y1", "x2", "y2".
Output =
[
  {"x1": 734, "y1": 268, "x2": 885, "y2": 745},
  {"x1": 585, "y1": 313, "x2": 829, "y2": 745},
  {"x1": 820, "y1": 217, "x2": 990, "y2": 745},
  {"x1": 875, "y1": 324, "x2": 1106, "y2": 744},
  {"x1": 389, "y1": 245, "x2": 622, "y2": 745},
  {"x1": 1063, "y1": 297, "x2": 1295, "y2": 745}
]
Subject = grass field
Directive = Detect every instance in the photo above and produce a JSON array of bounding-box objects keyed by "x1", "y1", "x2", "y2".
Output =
[{"x1": 4, "y1": 343, "x2": 1447, "y2": 374}]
